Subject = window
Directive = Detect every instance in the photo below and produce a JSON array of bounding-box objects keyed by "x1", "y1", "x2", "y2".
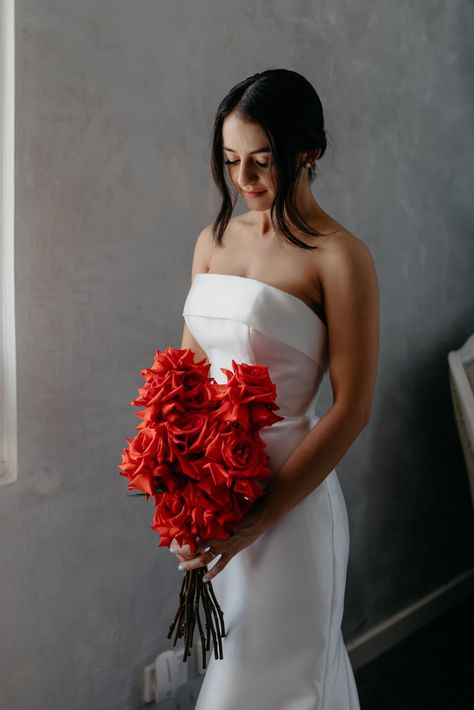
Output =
[{"x1": 0, "y1": 0, "x2": 17, "y2": 485}]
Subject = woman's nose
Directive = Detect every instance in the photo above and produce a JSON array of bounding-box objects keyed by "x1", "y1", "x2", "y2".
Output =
[{"x1": 238, "y1": 162, "x2": 258, "y2": 186}]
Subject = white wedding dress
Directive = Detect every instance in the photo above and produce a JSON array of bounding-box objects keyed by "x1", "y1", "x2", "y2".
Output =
[{"x1": 182, "y1": 272, "x2": 361, "y2": 710}]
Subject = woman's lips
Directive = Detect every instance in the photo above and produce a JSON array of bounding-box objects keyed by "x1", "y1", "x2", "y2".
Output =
[{"x1": 243, "y1": 190, "x2": 266, "y2": 198}]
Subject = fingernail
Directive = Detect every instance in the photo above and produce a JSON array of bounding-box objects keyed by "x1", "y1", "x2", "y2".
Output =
[
  {"x1": 178, "y1": 563, "x2": 184, "y2": 571},
  {"x1": 202, "y1": 576, "x2": 210, "y2": 583}
]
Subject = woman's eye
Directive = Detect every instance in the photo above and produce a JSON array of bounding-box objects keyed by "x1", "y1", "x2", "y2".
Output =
[{"x1": 224, "y1": 159, "x2": 270, "y2": 168}]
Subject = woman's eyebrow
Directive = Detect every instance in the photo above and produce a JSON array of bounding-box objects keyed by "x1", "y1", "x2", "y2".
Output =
[{"x1": 223, "y1": 145, "x2": 271, "y2": 154}]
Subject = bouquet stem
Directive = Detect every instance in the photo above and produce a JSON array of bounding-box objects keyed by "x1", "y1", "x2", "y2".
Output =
[{"x1": 167, "y1": 566, "x2": 226, "y2": 666}]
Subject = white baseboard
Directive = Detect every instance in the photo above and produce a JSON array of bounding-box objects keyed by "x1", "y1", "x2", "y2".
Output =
[{"x1": 346, "y1": 566, "x2": 474, "y2": 670}]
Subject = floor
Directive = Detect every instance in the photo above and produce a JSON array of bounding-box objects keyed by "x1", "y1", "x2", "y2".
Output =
[{"x1": 353, "y1": 592, "x2": 474, "y2": 709}]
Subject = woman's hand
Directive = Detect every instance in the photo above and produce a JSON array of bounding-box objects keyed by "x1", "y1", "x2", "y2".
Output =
[{"x1": 169, "y1": 495, "x2": 275, "y2": 583}]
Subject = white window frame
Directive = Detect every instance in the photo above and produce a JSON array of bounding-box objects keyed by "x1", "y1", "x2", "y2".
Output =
[{"x1": 0, "y1": 0, "x2": 17, "y2": 485}]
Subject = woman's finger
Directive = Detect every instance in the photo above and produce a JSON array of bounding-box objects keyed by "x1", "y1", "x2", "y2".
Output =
[
  {"x1": 178, "y1": 548, "x2": 218, "y2": 571},
  {"x1": 170, "y1": 540, "x2": 204, "y2": 561},
  {"x1": 202, "y1": 553, "x2": 228, "y2": 583}
]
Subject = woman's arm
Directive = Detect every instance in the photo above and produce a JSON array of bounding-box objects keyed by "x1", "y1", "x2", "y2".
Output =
[
  {"x1": 180, "y1": 225, "x2": 214, "y2": 363},
  {"x1": 260, "y1": 234, "x2": 380, "y2": 529}
]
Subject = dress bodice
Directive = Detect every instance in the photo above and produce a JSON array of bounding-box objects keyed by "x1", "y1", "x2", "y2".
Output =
[{"x1": 182, "y1": 272, "x2": 330, "y2": 474}]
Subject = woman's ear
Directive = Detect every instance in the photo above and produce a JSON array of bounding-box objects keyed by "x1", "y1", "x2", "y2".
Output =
[{"x1": 302, "y1": 149, "x2": 321, "y2": 165}]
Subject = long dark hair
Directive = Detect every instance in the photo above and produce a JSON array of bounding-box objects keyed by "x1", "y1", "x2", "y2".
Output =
[{"x1": 209, "y1": 69, "x2": 334, "y2": 251}]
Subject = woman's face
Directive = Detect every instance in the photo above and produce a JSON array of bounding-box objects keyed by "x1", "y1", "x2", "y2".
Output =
[{"x1": 222, "y1": 113, "x2": 277, "y2": 210}]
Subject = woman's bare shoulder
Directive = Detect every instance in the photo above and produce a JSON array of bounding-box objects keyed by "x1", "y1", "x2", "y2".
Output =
[
  {"x1": 191, "y1": 223, "x2": 215, "y2": 275},
  {"x1": 198, "y1": 214, "x2": 248, "y2": 252},
  {"x1": 317, "y1": 227, "x2": 375, "y2": 270},
  {"x1": 316, "y1": 228, "x2": 379, "y2": 309},
  {"x1": 317, "y1": 225, "x2": 369, "y2": 250}
]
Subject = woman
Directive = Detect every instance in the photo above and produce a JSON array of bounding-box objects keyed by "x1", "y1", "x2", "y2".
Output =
[{"x1": 171, "y1": 69, "x2": 379, "y2": 709}]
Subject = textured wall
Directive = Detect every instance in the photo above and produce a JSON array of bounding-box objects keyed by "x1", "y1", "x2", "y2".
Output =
[{"x1": 2, "y1": 1, "x2": 473, "y2": 708}]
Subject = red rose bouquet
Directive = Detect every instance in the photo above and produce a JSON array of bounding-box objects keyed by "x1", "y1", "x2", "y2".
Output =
[{"x1": 118, "y1": 347, "x2": 283, "y2": 665}]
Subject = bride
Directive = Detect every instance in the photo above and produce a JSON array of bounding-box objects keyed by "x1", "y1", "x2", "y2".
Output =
[{"x1": 171, "y1": 68, "x2": 379, "y2": 709}]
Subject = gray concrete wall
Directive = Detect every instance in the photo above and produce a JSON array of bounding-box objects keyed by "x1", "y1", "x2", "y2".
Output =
[{"x1": 2, "y1": 1, "x2": 473, "y2": 708}]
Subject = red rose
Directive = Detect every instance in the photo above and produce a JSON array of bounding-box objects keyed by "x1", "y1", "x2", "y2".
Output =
[
  {"x1": 132, "y1": 348, "x2": 218, "y2": 424},
  {"x1": 151, "y1": 492, "x2": 191, "y2": 548},
  {"x1": 204, "y1": 422, "x2": 271, "y2": 483},
  {"x1": 166, "y1": 411, "x2": 220, "y2": 480},
  {"x1": 215, "y1": 360, "x2": 284, "y2": 429},
  {"x1": 118, "y1": 423, "x2": 191, "y2": 498},
  {"x1": 118, "y1": 425, "x2": 168, "y2": 497}
]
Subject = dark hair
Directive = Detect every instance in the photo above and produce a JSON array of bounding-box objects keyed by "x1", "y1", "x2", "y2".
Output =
[{"x1": 209, "y1": 69, "x2": 334, "y2": 251}]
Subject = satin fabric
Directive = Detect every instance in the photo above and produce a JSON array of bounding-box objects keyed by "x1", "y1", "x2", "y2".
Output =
[{"x1": 182, "y1": 272, "x2": 361, "y2": 710}]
